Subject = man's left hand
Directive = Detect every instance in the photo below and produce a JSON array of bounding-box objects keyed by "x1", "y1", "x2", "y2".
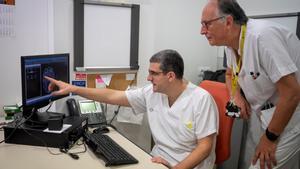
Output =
[
  {"x1": 151, "y1": 156, "x2": 171, "y2": 168},
  {"x1": 252, "y1": 134, "x2": 278, "y2": 169}
]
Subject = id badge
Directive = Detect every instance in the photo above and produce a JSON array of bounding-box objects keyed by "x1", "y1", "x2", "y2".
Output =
[{"x1": 226, "y1": 101, "x2": 241, "y2": 118}]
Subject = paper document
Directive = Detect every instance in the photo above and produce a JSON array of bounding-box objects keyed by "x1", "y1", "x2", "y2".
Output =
[
  {"x1": 43, "y1": 124, "x2": 72, "y2": 134},
  {"x1": 101, "y1": 74, "x2": 112, "y2": 86},
  {"x1": 126, "y1": 73, "x2": 135, "y2": 80}
]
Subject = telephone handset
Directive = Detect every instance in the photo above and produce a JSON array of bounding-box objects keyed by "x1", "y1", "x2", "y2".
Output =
[
  {"x1": 66, "y1": 98, "x2": 80, "y2": 116},
  {"x1": 66, "y1": 98, "x2": 107, "y2": 126}
]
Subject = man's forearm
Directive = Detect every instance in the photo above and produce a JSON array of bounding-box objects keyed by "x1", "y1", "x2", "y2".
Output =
[
  {"x1": 173, "y1": 134, "x2": 216, "y2": 169},
  {"x1": 225, "y1": 68, "x2": 233, "y2": 97},
  {"x1": 267, "y1": 74, "x2": 300, "y2": 135},
  {"x1": 267, "y1": 100, "x2": 298, "y2": 135},
  {"x1": 72, "y1": 86, "x2": 130, "y2": 106}
]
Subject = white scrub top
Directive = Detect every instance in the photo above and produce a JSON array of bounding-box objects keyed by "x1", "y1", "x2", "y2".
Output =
[
  {"x1": 226, "y1": 19, "x2": 300, "y2": 113},
  {"x1": 126, "y1": 82, "x2": 218, "y2": 169}
]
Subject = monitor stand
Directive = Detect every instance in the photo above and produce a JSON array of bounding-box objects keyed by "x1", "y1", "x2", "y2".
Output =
[{"x1": 23, "y1": 110, "x2": 65, "y2": 129}]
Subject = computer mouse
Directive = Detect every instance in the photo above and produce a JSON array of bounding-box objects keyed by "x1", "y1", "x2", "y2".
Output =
[{"x1": 93, "y1": 125, "x2": 109, "y2": 134}]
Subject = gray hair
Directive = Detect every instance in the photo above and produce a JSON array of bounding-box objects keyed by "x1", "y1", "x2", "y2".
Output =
[{"x1": 217, "y1": 0, "x2": 248, "y2": 25}]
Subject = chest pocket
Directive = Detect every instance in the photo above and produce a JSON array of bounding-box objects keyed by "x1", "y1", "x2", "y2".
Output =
[
  {"x1": 239, "y1": 69, "x2": 275, "y2": 104},
  {"x1": 177, "y1": 120, "x2": 196, "y2": 145}
]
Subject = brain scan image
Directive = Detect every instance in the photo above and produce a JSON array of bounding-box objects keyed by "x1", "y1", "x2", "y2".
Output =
[{"x1": 42, "y1": 66, "x2": 56, "y2": 94}]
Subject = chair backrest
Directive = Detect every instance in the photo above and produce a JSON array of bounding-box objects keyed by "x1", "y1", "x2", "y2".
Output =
[{"x1": 199, "y1": 80, "x2": 234, "y2": 164}]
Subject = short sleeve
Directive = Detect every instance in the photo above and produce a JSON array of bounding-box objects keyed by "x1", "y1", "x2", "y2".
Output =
[
  {"x1": 194, "y1": 91, "x2": 219, "y2": 139},
  {"x1": 258, "y1": 28, "x2": 298, "y2": 83},
  {"x1": 125, "y1": 85, "x2": 150, "y2": 114}
]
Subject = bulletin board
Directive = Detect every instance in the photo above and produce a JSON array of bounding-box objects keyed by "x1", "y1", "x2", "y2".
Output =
[{"x1": 86, "y1": 73, "x2": 136, "y2": 90}]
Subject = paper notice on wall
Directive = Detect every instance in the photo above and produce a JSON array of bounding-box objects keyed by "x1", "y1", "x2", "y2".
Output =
[
  {"x1": 95, "y1": 75, "x2": 106, "y2": 88},
  {"x1": 101, "y1": 74, "x2": 112, "y2": 86},
  {"x1": 126, "y1": 73, "x2": 135, "y2": 81},
  {"x1": 0, "y1": 4, "x2": 16, "y2": 38},
  {"x1": 72, "y1": 80, "x2": 86, "y2": 87},
  {"x1": 75, "y1": 73, "x2": 87, "y2": 80}
]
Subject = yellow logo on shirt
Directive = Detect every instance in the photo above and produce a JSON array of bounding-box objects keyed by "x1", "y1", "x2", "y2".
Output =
[{"x1": 185, "y1": 121, "x2": 193, "y2": 129}]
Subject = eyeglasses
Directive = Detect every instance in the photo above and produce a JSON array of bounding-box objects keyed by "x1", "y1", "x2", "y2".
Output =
[
  {"x1": 201, "y1": 16, "x2": 225, "y2": 29},
  {"x1": 148, "y1": 70, "x2": 164, "y2": 76}
]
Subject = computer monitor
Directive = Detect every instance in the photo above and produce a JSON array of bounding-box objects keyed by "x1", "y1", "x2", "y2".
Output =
[{"x1": 21, "y1": 53, "x2": 70, "y2": 128}]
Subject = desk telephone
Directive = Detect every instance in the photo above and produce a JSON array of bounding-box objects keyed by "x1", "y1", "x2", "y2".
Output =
[{"x1": 66, "y1": 98, "x2": 107, "y2": 126}]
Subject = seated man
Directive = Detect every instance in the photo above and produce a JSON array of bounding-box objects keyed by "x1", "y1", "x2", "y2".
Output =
[{"x1": 46, "y1": 49, "x2": 219, "y2": 169}]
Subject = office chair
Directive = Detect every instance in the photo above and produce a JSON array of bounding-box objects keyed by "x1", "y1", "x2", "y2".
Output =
[{"x1": 199, "y1": 80, "x2": 234, "y2": 165}]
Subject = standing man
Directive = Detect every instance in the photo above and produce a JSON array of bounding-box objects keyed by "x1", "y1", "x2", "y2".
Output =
[
  {"x1": 201, "y1": 0, "x2": 300, "y2": 169},
  {"x1": 46, "y1": 49, "x2": 219, "y2": 169}
]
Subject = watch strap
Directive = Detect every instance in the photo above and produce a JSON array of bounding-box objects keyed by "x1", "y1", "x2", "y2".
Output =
[{"x1": 265, "y1": 128, "x2": 279, "y2": 142}]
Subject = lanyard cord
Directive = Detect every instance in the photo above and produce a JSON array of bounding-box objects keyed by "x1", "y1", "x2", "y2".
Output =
[{"x1": 231, "y1": 24, "x2": 247, "y2": 99}]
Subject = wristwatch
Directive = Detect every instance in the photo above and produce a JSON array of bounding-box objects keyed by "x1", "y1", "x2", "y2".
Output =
[{"x1": 265, "y1": 128, "x2": 279, "y2": 142}]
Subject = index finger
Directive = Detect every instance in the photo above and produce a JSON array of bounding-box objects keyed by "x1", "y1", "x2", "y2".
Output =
[
  {"x1": 44, "y1": 76, "x2": 58, "y2": 91},
  {"x1": 44, "y1": 76, "x2": 56, "y2": 82},
  {"x1": 260, "y1": 154, "x2": 266, "y2": 169}
]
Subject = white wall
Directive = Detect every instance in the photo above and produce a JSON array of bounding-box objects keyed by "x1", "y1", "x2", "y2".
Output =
[
  {"x1": 138, "y1": 0, "x2": 218, "y2": 86},
  {"x1": 239, "y1": 0, "x2": 300, "y2": 15},
  {"x1": 0, "y1": 0, "x2": 52, "y2": 114},
  {"x1": 53, "y1": 0, "x2": 73, "y2": 68}
]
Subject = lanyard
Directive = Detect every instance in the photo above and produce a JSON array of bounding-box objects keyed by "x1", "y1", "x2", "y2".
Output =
[{"x1": 231, "y1": 24, "x2": 247, "y2": 98}]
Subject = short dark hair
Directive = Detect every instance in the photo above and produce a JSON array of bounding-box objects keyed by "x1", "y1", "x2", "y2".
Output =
[
  {"x1": 217, "y1": 0, "x2": 248, "y2": 25},
  {"x1": 150, "y1": 49, "x2": 184, "y2": 79}
]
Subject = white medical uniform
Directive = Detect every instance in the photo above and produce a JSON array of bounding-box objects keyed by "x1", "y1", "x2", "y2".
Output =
[
  {"x1": 125, "y1": 82, "x2": 218, "y2": 169},
  {"x1": 226, "y1": 19, "x2": 300, "y2": 169}
]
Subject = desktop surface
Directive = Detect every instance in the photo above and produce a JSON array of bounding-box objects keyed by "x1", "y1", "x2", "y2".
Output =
[{"x1": 0, "y1": 120, "x2": 166, "y2": 169}]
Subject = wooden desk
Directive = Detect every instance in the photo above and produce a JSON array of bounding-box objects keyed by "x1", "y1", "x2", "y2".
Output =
[{"x1": 0, "y1": 125, "x2": 166, "y2": 169}]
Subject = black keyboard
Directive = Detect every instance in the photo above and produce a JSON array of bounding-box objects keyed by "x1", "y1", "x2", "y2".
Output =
[{"x1": 84, "y1": 131, "x2": 139, "y2": 166}]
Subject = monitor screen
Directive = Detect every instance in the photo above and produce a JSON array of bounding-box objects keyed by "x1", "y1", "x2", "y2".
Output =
[{"x1": 21, "y1": 53, "x2": 69, "y2": 120}]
